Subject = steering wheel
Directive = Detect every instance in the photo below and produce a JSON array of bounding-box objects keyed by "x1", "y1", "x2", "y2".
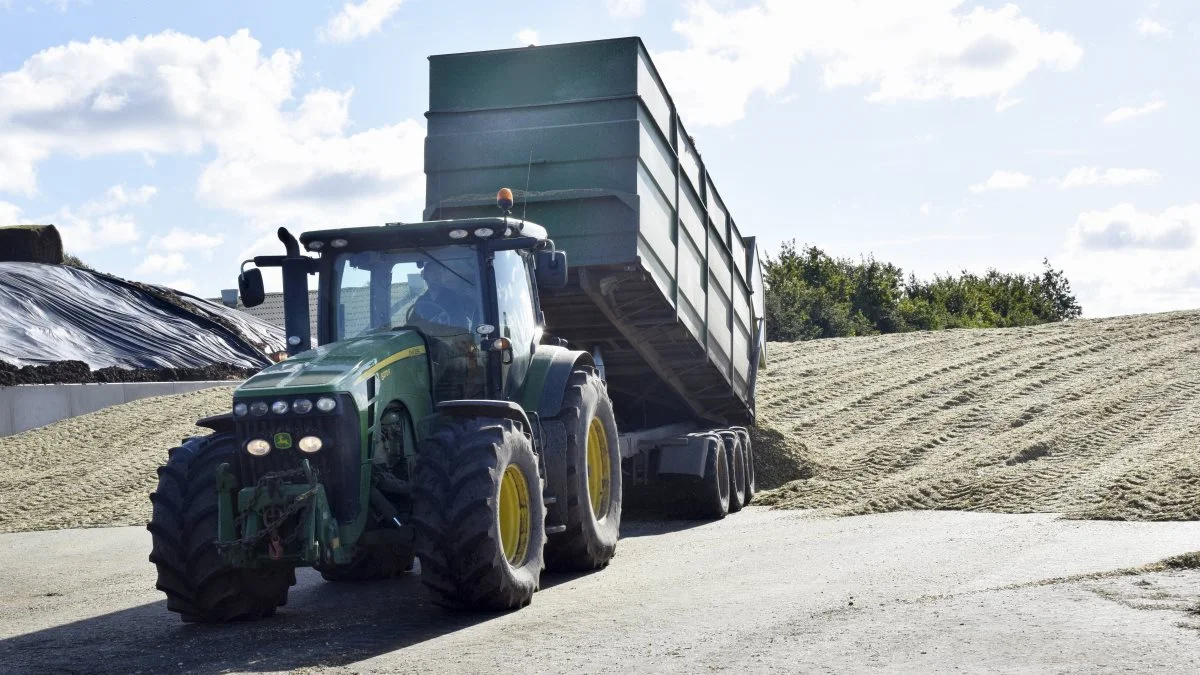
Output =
[{"x1": 407, "y1": 294, "x2": 454, "y2": 328}]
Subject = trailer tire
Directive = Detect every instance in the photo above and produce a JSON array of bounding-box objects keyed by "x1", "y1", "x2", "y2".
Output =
[
  {"x1": 719, "y1": 431, "x2": 746, "y2": 514},
  {"x1": 684, "y1": 434, "x2": 730, "y2": 520},
  {"x1": 735, "y1": 427, "x2": 755, "y2": 505},
  {"x1": 147, "y1": 433, "x2": 293, "y2": 623},
  {"x1": 544, "y1": 369, "x2": 623, "y2": 572},
  {"x1": 413, "y1": 417, "x2": 545, "y2": 611}
]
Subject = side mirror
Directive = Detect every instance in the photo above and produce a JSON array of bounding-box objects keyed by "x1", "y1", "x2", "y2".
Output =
[
  {"x1": 535, "y1": 249, "x2": 568, "y2": 289},
  {"x1": 238, "y1": 267, "x2": 266, "y2": 307}
]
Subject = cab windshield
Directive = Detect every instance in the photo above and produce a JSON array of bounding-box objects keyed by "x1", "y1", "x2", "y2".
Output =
[{"x1": 332, "y1": 245, "x2": 483, "y2": 341}]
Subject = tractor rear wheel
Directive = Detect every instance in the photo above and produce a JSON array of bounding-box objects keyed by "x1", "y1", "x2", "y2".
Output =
[
  {"x1": 412, "y1": 417, "x2": 545, "y2": 611},
  {"x1": 719, "y1": 431, "x2": 746, "y2": 513},
  {"x1": 544, "y1": 368, "x2": 623, "y2": 572},
  {"x1": 147, "y1": 433, "x2": 293, "y2": 623}
]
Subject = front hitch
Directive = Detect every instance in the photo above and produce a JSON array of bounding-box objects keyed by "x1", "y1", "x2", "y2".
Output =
[{"x1": 215, "y1": 461, "x2": 350, "y2": 568}]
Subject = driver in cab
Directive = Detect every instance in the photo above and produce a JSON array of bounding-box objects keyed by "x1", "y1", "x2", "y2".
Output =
[{"x1": 407, "y1": 260, "x2": 479, "y2": 332}]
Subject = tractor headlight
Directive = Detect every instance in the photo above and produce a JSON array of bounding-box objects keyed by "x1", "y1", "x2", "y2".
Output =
[
  {"x1": 316, "y1": 397, "x2": 337, "y2": 412},
  {"x1": 246, "y1": 439, "x2": 271, "y2": 456},
  {"x1": 473, "y1": 227, "x2": 494, "y2": 238},
  {"x1": 298, "y1": 436, "x2": 323, "y2": 453},
  {"x1": 271, "y1": 400, "x2": 289, "y2": 415},
  {"x1": 249, "y1": 401, "x2": 269, "y2": 416},
  {"x1": 233, "y1": 402, "x2": 248, "y2": 417},
  {"x1": 448, "y1": 228, "x2": 469, "y2": 239},
  {"x1": 292, "y1": 398, "x2": 313, "y2": 414}
]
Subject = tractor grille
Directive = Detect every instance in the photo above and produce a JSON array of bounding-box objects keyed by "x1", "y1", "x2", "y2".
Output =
[{"x1": 234, "y1": 393, "x2": 362, "y2": 523}]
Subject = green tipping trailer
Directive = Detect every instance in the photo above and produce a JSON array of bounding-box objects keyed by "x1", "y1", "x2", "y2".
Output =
[{"x1": 425, "y1": 38, "x2": 766, "y2": 444}]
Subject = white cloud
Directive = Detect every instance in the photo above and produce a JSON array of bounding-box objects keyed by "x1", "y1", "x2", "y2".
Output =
[
  {"x1": 606, "y1": 0, "x2": 645, "y2": 18},
  {"x1": 969, "y1": 170, "x2": 1032, "y2": 193},
  {"x1": 134, "y1": 252, "x2": 188, "y2": 275},
  {"x1": 162, "y1": 278, "x2": 196, "y2": 293},
  {"x1": 515, "y1": 28, "x2": 539, "y2": 46},
  {"x1": 1069, "y1": 203, "x2": 1197, "y2": 252},
  {"x1": 0, "y1": 30, "x2": 300, "y2": 196},
  {"x1": 1104, "y1": 98, "x2": 1166, "y2": 124},
  {"x1": 147, "y1": 228, "x2": 225, "y2": 252},
  {"x1": 0, "y1": 200, "x2": 22, "y2": 224},
  {"x1": 1063, "y1": 204, "x2": 1200, "y2": 316},
  {"x1": 1, "y1": 30, "x2": 427, "y2": 233},
  {"x1": 1136, "y1": 18, "x2": 1171, "y2": 37},
  {"x1": 56, "y1": 211, "x2": 140, "y2": 251},
  {"x1": 920, "y1": 202, "x2": 931, "y2": 216},
  {"x1": 318, "y1": 0, "x2": 405, "y2": 43},
  {"x1": 43, "y1": 183, "x2": 155, "y2": 252},
  {"x1": 652, "y1": 0, "x2": 1083, "y2": 126},
  {"x1": 996, "y1": 95, "x2": 1023, "y2": 112},
  {"x1": 1054, "y1": 167, "x2": 1161, "y2": 189}
]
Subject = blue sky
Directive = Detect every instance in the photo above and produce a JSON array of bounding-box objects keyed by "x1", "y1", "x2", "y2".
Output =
[{"x1": 1, "y1": 0, "x2": 1197, "y2": 317}]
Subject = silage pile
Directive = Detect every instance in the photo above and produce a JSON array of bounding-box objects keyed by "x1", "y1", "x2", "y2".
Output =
[
  {"x1": 753, "y1": 309, "x2": 1200, "y2": 521},
  {"x1": 0, "y1": 387, "x2": 233, "y2": 533}
]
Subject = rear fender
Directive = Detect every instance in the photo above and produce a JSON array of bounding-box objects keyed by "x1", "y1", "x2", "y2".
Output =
[
  {"x1": 656, "y1": 433, "x2": 712, "y2": 478},
  {"x1": 519, "y1": 345, "x2": 595, "y2": 419}
]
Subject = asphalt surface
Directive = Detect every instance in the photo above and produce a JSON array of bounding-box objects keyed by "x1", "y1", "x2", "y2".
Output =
[{"x1": 2, "y1": 509, "x2": 1198, "y2": 674}]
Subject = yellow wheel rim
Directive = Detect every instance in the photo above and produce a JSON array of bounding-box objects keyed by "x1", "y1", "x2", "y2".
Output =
[
  {"x1": 586, "y1": 417, "x2": 612, "y2": 518},
  {"x1": 499, "y1": 464, "x2": 531, "y2": 565}
]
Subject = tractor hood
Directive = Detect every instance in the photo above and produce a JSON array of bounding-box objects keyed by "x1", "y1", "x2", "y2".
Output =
[{"x1": 236, "y1": 331, "x2": 428, "y2": 396}]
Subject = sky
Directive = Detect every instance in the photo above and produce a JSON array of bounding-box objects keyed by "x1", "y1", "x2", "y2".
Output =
[{"x1": 0, "y1": 0, "x2": 1197, "y2": 317}]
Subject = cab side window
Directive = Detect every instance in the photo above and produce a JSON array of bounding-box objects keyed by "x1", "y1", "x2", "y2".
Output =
[{"x1": 493, "y1": 250, "x2": 538, "y2": 395}]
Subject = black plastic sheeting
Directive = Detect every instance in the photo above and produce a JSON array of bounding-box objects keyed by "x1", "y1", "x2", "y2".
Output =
[{"x1": 0, "y1": 262, "x2": 285, "y2": 370}]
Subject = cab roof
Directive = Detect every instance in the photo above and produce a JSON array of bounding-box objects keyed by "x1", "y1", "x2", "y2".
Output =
[{"x1": 299, "y1": 217, "x2": 548, "y2": 254}]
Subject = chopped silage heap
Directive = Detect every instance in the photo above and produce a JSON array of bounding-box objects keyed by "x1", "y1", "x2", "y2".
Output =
[
  {"x1": 752, "y1": 309, "x2": 1200, "y2": 521},
  {"x1": 0, "y1": 387, "x2": 234, "y2": 533}
]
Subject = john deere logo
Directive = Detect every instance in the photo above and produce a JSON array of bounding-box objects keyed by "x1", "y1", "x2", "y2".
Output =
[{"x1": 273, "y1": 432, "x2": 293, "y2": 449}]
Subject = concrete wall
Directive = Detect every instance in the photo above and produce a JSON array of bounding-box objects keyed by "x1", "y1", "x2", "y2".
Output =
[{"x1": 0, "y1": 381, "x2": 237, "y2": 437}]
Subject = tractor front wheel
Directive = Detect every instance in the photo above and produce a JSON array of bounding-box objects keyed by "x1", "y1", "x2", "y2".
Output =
[
  {"x1": 147, "y1": 433, "x2": 293, "y2": 622},
  {"x1": 412, "y1": 417, "x2": 545, "y2": 611}
]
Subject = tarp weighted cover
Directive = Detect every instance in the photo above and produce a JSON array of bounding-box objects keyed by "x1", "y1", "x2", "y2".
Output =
[{"x1": 0, "y1": 262, "x2": 284, "y2": 370}]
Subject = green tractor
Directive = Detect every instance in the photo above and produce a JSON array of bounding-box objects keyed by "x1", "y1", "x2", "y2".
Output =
[{"x1": 148, "y1": 191, "x2": 622, "y2": 621}]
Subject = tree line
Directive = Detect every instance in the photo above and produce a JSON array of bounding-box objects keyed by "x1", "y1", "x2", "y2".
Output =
[{"x1": 764, "y1": 241, "x2": 1082, "y2": 342}]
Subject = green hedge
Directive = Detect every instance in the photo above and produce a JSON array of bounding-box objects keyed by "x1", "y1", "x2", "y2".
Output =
[{"x1": 765, "y1": 241, "x2": 1082, "y2": 342}]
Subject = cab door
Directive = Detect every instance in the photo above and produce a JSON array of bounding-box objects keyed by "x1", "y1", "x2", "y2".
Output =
[{"x1": 492, "y1": 249, "x2": 539, "y2": 399}]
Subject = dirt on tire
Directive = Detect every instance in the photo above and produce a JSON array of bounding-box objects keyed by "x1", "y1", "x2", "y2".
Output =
[{"x1": 753, "y1": 309, "x2": 1200, "y2": 521}]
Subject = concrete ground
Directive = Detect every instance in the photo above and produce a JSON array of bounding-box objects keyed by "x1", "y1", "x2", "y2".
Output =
[{"x1": 1, "y1": 508, "x2": 1198, "y2": 674}]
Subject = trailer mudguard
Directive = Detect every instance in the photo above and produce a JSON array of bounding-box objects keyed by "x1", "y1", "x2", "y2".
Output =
[
  {"x1": 519, "y1": 345, "x2": 595, "y2": 419},
  {"x1": 656, "y1": 434, "x2": 712, "y2": 478}
]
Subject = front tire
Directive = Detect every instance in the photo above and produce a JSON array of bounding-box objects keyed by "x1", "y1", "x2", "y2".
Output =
[
  {"x1": 543, "y1": 369, "x2": 623, "y2": 572},
  {"x1": 413, "y1": 417, "x2": 545, "y2": 611},
  {"x1": 147, "y1": 434, "x2": 293, "y2": 623}
]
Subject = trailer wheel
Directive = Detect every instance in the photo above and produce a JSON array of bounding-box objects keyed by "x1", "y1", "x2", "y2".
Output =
[
  {"x1": 719, "y1": 431, "x2": 746, "y2": 513},
  {"x1": 544, "y1": 369, "x2": 623, "y2": 572},
  {"x1": 412, "y1": 417, "x2": 545, "y2": 611},
  {"x1": 735, "y1": 427, "x2": 755, "y2": 505},
  {"x1": 148, "y1": 433, "x2": 293, "y2": 623},
  {"x1": 685, "y1": 434, "x2": 730, "y2": 520}
]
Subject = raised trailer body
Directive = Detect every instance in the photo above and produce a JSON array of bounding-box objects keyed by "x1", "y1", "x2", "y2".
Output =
[{"x1": 424, "y1": 38, "x2": 764, "y2": 489}]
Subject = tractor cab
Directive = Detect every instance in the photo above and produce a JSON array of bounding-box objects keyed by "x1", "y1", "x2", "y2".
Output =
[{"x1": 238, "y1": 191, "x2": 568, "y2": 404}]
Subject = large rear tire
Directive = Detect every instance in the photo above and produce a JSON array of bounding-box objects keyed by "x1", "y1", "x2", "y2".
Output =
[
  {"x1": 719, "y1": 431, "x2": 746, "y2": 513},
  {"x1": 412, "y1": 417, "x2": 545, "y2": 611},
  {"x1": 544, "y1": 369, "x2": 623, "y2": 572},
  {"x1": 147, "y1": 434, "x2": 293, "y2": 623}
]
